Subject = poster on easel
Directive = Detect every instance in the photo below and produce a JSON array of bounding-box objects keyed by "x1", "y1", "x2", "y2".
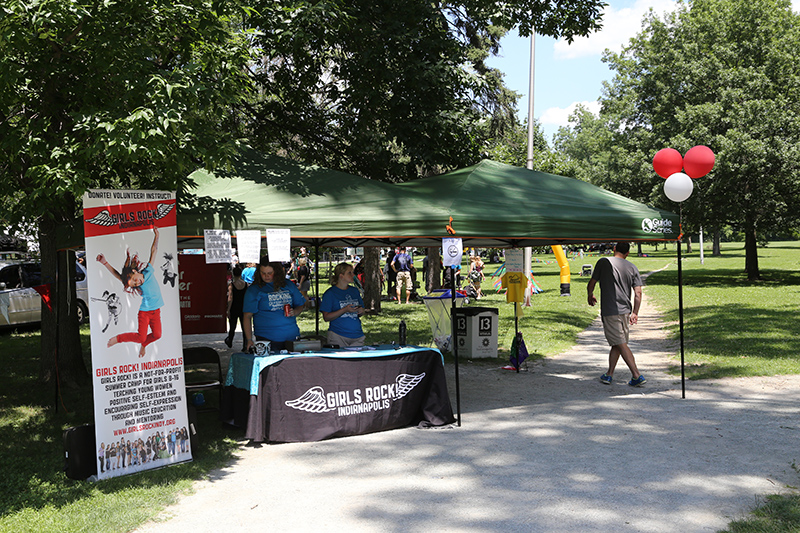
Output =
[{"x1": 83, "y1": 190, "x2": 192, "y2": 480}]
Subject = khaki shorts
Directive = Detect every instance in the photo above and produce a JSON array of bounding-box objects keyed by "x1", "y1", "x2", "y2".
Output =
[
  {"x1": 326, "y1": 330, "x2": 365, "y2": 348},
  {"x1": 396, "y1": 270, "x2": 412, "y2": 291},
  {"x1": 601, "y1": 314, "x2": 630, "y2": 346}
]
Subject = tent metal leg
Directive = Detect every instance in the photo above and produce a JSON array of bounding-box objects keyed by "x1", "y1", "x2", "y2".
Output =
[
  {"x1": 314, "y1": 244, "x2": 320, "y2": 337},
  {"x1": 677, "y1": 238, "x2": 686, "y2": 399},
  {"x1": 450, "y1": 268, "x2": 461, "y2": 426}
]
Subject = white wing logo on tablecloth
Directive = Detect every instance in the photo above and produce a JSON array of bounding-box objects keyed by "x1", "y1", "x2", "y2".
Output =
[
  {"x1": 285, "y1": 386, "x2": 334, "y2": 413},
  {"x1": 285, "y1": 374, "x2": 426, "y2": 414},
  {"x1": 395, "y1": 373, "x2": 425, "y2": 398}
]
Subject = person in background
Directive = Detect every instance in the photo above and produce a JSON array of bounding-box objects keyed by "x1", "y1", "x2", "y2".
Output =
[
  {"x1": 224, "y1": 264, "x2": 247, "y2": 350},
  {"x1": 241, "y1": 262, "x2": 256, "y2": 285},
  {"x1": 353, "y1": 259, "x2": 365, "y2": 287},
  {"x1": 320, "y1": 262, "x2": 366, "y2": 347},
  {"x1": 296, "y1": 257, "x2": 311, "y2": 306},
  {"x1": 384, "y1": 248, "x2": 397, "y2": 300},
  {"x1": 391, "y1": 246, "x2": 413, "y2": 304},
  {"x1": 469, "y1": 255, "x2": 485, "y2": 299},
  {"x1": 587, "y1": 241, "x2": 646, "y2": 387},
  {"x1": 242, "y1": 258, "x2": 306, "y2": 352}
]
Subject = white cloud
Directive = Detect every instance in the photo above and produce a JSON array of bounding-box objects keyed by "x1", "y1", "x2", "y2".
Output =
[
  {"x1": 540, "y1": 100, "x2": 602, "y2": 129},
  {"x1": 554, "y1": 0, "x2": 680, "y2": 59},
  {"x1": 554, "y1": 0, "x2": 800, "y2": 59}
]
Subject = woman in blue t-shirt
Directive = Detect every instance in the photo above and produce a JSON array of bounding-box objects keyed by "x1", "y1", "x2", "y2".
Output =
[
  {"x1": 321, "y1": 263, "x2": 365, "y2": 347},
  {"x1": 242, "y1": 259, "x2": 306, "y2": 352}
]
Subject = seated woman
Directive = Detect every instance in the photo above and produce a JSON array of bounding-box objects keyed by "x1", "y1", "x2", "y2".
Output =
[
  {"x1": 242, "y1": 258, "x2": 306, "y2": 352},
  {"x1": 320, "y1": 262, "x2": 366, "y2": 347}
]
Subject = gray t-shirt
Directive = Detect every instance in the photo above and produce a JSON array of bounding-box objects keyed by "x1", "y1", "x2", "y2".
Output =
[{"x1": 591, "y1": 256, "x2": 643, "y2": 316}]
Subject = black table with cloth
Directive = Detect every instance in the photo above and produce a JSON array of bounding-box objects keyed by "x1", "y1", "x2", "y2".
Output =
[{"x1": 221, "y1": 345, "x2": 455, "y2": 443}]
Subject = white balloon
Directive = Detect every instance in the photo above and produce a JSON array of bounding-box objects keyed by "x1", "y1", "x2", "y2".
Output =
[{"x1": 664, "y1": 172, "x2": 694, "y2": 202}]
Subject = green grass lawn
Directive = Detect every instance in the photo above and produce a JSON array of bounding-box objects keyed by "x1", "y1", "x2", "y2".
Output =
[
  {"x1": 2, "y1": 242, "x2": 800, "y2": 532},
  {"x1": 308, "y1": 253, "x2": 601, "y2": 362},
  {"x1": 627, "y1": 241, "x2": 800, "y2": 379}
]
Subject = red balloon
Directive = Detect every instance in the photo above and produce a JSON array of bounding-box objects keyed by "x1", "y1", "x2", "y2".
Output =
[
  {"x1": 652, "y1": 148, "x2": 683, "y2": 179},
  {"x1": 683, "y1": 145, "x2": 715, "y2": 178}
]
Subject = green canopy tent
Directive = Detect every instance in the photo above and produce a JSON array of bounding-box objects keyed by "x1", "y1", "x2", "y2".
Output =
[
  {"x1": 178, "y1": 151, "x2": 680, "y2": 248},
  {"x1": 180, "y1": 152, "x2": 682, "y2": 422}
]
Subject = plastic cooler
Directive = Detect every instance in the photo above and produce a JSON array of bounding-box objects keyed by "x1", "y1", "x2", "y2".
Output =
[{"x1": 422, "y1": 289, "x2": 466, "y2": 353}]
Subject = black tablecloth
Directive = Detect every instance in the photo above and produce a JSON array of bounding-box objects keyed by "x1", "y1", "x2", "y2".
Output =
[{"x1": 221, "y1": 348, "x2": 455, "y2": 443}]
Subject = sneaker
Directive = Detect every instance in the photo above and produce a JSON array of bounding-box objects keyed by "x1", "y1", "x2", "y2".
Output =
[
  {"x1": 599, "y1": 373, "x2": 613, "y2": 385},
  {"x1": 628, "y1": 375, "x2": 647, "y2": 387}
]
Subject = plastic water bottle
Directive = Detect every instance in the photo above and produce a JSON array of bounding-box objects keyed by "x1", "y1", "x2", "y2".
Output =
[{"x1": 399, "y1": 320, "x2": 407, "y2": 346}]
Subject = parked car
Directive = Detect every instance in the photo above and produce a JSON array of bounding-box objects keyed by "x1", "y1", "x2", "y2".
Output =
[
  {"x1": 0, "y1": 250, "x2": 26, "y2": 270},
  {"x1": 0, "y1": 261, "x2": 88, "y2": 328}
]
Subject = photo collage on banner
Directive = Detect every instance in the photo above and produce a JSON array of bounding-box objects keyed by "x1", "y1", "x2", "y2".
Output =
[{"x1": 83, "y1": 190, "x2": 191, "y2": 480}]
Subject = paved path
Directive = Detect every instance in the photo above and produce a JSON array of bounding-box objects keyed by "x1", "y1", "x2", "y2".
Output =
[{"x1": 139, "y1": 292, "x2": 800, "y2": 533}]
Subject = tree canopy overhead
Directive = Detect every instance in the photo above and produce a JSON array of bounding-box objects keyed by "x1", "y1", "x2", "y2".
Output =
[
  {"x1": 241, "y1": 0, "x2": 607, "y2": 180},
  {"x1": 559, "y1": 0, "x2": 800, "y2": 279},
  {"x1": 0, "y1": 0, "x2": 255, "y2": 384}
]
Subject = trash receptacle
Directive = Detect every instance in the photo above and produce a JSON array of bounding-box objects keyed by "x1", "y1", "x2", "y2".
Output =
[
  {"x1": 422, "y1": 289, "x2": 466, "y2": 353},
  {"x1": 454, "y1": 307, "x2": 498, "y2": 358}
]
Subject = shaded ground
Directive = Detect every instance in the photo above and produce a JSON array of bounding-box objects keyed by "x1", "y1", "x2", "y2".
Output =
[{"x1": 140, "y1": 292, "x2": 800, "y2": 533}]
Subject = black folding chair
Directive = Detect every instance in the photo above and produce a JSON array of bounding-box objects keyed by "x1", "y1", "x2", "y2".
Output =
[{"x1": 183, "y1": 347, "x2": 223, "y2": 412}]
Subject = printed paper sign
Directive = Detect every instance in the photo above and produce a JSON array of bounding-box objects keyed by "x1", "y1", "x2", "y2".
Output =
[
  {"x1": 442, "y1": 238, "x2": 463, "y2": 267},
  {"x1": 236, "y1": 230, "x2": 262, "y2": 264},
  {"x1": 83, "y1": 189, "x2": 191, "y2": 480},
  {"x1": 203, "y1": 229, "x2": 232, "y2": 264},
  {"x1": 505, "y1": 248, "x2": 524, "y2": 273},
  {"x1": 266, "y1": 229, "x2": 291, "y2": 262}
]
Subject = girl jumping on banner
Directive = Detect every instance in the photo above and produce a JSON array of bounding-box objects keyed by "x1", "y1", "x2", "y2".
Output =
[{"x1": 97, "y1": 227, "x2": 164, "y2": 357}]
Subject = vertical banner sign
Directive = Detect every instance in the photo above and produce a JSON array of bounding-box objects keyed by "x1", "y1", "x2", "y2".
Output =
[
  {"x1": 179, "y1": 254, "x2": 228, "y2": 334},
  {"x1": 236, "y1": 230, "x2": 262, "y2": 264},
  {"x1": 266, "y1": 229, "x2": 291, "y2": 262},
  {"x1": 204, "y1": 229, "x2": 232, "y2": 264},
  {"x1": 442, "y1": 238, "x2": 463, "y2": 268},
  {"x1": 83, "y1": 190, "x2": 192, "y2": 480}
]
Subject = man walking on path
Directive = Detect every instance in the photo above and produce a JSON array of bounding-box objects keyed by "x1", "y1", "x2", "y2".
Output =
[{"x1": 587, "y1": 241, "x2": 646, "y2": 387}]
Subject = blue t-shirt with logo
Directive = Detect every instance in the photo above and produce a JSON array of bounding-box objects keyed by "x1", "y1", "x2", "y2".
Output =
[
  {"x1": 320, "y1": 285, "x2": 364, "y2": 339},
  {"x1": 243, "y1": 281, "x2": 305, "y2": 342}
]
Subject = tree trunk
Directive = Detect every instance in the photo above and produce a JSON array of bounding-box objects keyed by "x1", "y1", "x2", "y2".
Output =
[
  {"x1": 39, "y1": 218, "x2": 88, "y2": 388},
  {"x1": 362, "y1": 247, "x2": 382, "y2": 312},
  {"x1": 636, "y1": 243, "x2": 642, "y2": 256},
  {"x1": 685, "y1": 236, "x2": 692, "y2": 253},
  {"x1": 744, "y1": 226, "x2": 761, "y2": 280},
  {"x1": 712, "y1": 229, "x2": 721, "y2": 256},
  {"x1": 425, "y1": 247, "x2": 441, "y2": 293}
]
